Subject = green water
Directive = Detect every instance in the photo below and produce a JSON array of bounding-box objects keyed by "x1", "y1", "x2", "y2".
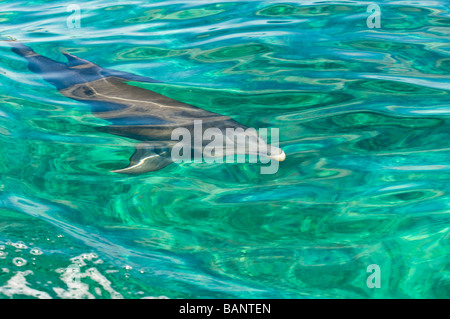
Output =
[{"x1": 0, "y1": 0, "x2": 449, "y2": 298}]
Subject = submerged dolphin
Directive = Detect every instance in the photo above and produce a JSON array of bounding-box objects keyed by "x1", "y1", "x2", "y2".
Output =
[{"x1": 9, "y1": 42, "x2": 285, "y2": 174}]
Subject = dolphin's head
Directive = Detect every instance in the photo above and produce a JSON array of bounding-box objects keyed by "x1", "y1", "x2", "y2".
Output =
[{"x1": 221, "y1": 125, "x2": 286, "y2": 163}]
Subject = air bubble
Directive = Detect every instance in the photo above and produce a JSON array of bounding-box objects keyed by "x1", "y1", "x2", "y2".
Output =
[
  {"x1": 0, "y1": 251, "x2": 7, "y2": 258},
  {"x1": 30, "y1": 247, "x2": 43, "y2": 255},
  {"x1": 12, "y1": 257, "x2": 27, "y2": 267},
  {"x1": 13, "y1": 241, "x2": 27, "y2": 249}
]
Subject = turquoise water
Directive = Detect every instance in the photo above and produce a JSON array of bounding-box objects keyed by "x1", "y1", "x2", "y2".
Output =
[{"x1": 0, "y1": 0, "x2": 449, "y2": 298}]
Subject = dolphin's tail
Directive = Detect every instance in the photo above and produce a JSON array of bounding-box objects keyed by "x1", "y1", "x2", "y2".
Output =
[
  {"x1": 8, "y1": 41, "x2": 66, "y2": 67},
  {"x1": 8, "y1": 41, "x2": 82, "y2": 89},
  {"x1": 9, "y1": 41, "x2": 161, "y2": 89},
  {"x1": 8, "y1": 41, "x2": 35, "y2": 57},
  {"x1": 8, "y1": 41, "x2": 67, "y2": 70}
]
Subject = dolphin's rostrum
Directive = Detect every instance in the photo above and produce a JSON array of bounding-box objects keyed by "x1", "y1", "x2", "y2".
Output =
[{"x1": 9, "y1": 42, "x2": 285, "y2": 174}]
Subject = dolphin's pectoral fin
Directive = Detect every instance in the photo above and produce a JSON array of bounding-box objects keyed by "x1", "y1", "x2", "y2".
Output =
[{"x1": 111, "y1": 143, "x2": 173, "y2": 174}]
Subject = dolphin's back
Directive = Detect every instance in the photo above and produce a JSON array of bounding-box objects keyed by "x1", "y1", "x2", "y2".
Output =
[
  {"x1": 10, "y1": 42, "x2": 236, "y2": 128},
  {"x1": 9, "y1": 41, "x2": 254, "y2": 174},
  {"x1": 59, "y1": 76, "x2": 230, "y2": 125}
]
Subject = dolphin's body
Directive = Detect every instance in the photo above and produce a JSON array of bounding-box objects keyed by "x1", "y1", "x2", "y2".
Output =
[{"x1": 10, "y1": 42, "x2": 285, "y2": 174}]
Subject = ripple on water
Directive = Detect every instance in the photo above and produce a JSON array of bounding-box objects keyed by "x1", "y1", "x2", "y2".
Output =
[{"x1": 0, "y1": 0, "x2": 449, "y2": 299}]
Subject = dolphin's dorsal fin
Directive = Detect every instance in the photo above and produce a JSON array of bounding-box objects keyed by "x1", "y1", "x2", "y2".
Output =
[
  {"x1": 111, "y1": 143, "x2": 173, "y2": 174},
  {"x1": 101, "y1": 68, "x2": 162, "y2": 84},
  {"x1": 62, "y1": 52, "x2": 98, "y2": 68},
  {"x1": 62, "y1": 52, "x2": 161, "y2": 83}
]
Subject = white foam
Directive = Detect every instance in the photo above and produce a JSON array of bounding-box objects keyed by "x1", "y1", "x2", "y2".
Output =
[
  {"x1": 70, "y1": 252, "x2": 98, "y2": 267},
  {"x1": 0, "y1": 271, "x2": 52, "y2": 299},
  {"x1": 53, "y1": 253, "x2": 123, "y2": 299},
  {"x1": 95, "y1": 287, "x2": 102, "y2": 296},
  {"x1": 0, "y1": 250, "x2": 125, "y2": 299}
]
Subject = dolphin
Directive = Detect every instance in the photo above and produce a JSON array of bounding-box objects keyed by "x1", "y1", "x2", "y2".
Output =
[{"x1": 9, "y1": 41, "x2": 285, "y2": 174}]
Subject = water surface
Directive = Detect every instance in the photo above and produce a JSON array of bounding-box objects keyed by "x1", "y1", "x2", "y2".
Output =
[{"x1": 0, "y1": 0, "x2": 449, "y2": 298}]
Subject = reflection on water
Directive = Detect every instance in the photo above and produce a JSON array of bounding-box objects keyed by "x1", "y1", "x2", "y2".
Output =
[{"x1": 0, "y1": 0, "x2": 449, "y2": 298}]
